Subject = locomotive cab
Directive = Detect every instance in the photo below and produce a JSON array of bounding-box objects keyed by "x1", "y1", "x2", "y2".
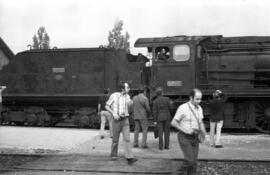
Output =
[{"x1": 135, "y1": 36, "x2": 199, "y2": 101}]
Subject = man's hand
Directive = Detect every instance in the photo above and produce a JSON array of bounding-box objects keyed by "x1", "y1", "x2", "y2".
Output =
[
  {"x1": 112, "y1": 113, "x2": 120, "y2": 120},
  {"x1": 153, "y1": 122, "x2": 157, "y2": 125}
]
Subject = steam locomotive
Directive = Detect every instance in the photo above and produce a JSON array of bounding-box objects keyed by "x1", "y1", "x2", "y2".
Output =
[{"x1": 1, "y1": 35, "x2": 270, "y2": 134}]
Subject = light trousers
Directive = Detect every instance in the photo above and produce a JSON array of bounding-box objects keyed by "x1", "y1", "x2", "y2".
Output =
[
  {"x1": 100, "y1": 110, "x2": 113, "y2": 137},
  {"x1": 133, "y1": 119, "x2": 148, "y2": 147},
  {"x1": 210, "y1": 120, "x2": 224, "y2": 145}
]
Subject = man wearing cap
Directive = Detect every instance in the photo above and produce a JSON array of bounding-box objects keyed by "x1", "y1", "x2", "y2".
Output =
[
  {"x1": 153, "y1": 87, "x2": 172, "y2": 150},
  {"x1": 208, "y1": 90, "x2": 226, "y2": 148}
]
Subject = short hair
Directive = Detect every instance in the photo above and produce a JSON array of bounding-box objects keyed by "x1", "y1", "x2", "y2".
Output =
[
  {"x1": 118, "y1": 82, "x2": 129, "y2": 91},
  {"x1": 156, "y1": 87, "x2": 163, "y2": 96},
  {"x1": 213, "y1": 89, "x2": 223, "y2": 98},
  {"x1": 189, "y1": 88, "x2": 202, "y2": 98},
  {"x1": 137, "y1": 86, "x2": 144, "y2": 93},
  {"x1": 104, "y1": 88, "x2": 109, "y2": 94}
]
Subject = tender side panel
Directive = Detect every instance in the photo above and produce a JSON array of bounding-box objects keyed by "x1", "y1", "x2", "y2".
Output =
[{"x1": 68, "y1": 50, "x2": 105, "y2": 94}]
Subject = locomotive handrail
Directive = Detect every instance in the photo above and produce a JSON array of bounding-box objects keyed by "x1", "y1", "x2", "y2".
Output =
[
  {"x1": 201, "y1": 69, "x2": 270, "y2": 73},
  {"x1": 206, "y1": 46, "x2": 270, "y2": 53},
  {"x1": 200, "y1": 88, "x2": 270, "y2": 95}
]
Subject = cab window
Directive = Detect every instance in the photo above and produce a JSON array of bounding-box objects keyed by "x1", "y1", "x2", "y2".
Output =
[
  {"x1": 173, "y1": 45, "x2": 190, "y2": 61},
  {"x1": 155, "y1": 47, "x2": 170, "y2": 61}
]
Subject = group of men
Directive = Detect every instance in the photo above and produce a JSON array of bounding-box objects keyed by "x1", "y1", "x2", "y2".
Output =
[
  {"x1": 97, "y1": 82, "x2": 225, "y2": 174},
  {"x1": 97, "y1": 82, "x2": 172, "y2": 164}
]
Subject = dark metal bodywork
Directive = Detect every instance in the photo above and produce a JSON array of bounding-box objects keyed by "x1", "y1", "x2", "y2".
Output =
[
  {"x1": 135, "y1": 35, "x2": 270, "y2": 133},
  {"x1": 1, "y1": 35, "x2": 270, "y2": 133},
  {"x1": 0, "y1": 48, "x2": 142, "y2": 127}
]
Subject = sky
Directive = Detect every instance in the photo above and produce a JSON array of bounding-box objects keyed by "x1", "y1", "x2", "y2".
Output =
[{"x1": 0, "y1": 0, "x2": 270, "y2": 54}]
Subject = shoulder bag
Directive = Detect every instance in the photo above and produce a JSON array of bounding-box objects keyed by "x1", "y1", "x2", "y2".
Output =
[{"x1": 187, "y1": 103, "x2": 205, "y2": 143}]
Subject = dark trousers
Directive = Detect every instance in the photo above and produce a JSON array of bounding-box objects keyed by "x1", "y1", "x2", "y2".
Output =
[
  {"x1": 0, "y1": 103, "x2": 2, "y2": 121},
  {"x1": 174, "y1": 131, "x2": 199, "y2": 175},
  {"x1": 157, "y1": 120, "x2": 170, "y2": 149},
  {"x1": 134, "y1": 119, "x2": 148, "y2": 147}
]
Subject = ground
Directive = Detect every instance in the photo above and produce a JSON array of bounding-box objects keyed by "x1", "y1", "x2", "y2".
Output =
[{"x1": 0, "y1": 126, "x2": 270, "y2": 174}]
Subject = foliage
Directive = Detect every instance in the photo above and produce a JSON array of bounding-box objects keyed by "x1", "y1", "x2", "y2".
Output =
[
  {"x1": 107, "y1": 19, "x2": 130, "y2": 53},
  {"x1": 31, "y1": 27, "x2": 50, "y2": 49}
]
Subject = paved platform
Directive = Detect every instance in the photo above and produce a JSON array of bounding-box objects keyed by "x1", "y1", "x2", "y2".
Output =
[
  {"x1": 1, "y1": 126, "x2": 270, "y2": 161},
  {"x1": 69, "y1": 131, "x2": 270, "y2": 161}
]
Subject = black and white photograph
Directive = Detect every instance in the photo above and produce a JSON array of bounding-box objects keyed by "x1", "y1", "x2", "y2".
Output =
[{"x1": 0, "y1": 0, "x2": 270, "y2": 174}]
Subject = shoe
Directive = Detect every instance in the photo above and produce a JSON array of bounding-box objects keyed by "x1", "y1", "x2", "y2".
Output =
[
  {"x1": 100, "y1": 136, "x2": 105, "y2": 139},
  {"x1": 111, "y1": 157, "x2": 118, "y2": 160},
  {"x1": 133, "y1": 145, "x2": 139, "y2": 148},
  {"x1": 215, "y1": 145, "x2": 223, "y2": 148},
  {"x1": 210, "y1": 144, "x2": 215, "y2": 147},
  {"x1": 165, "y1": 147, "x2": 169, "y2": 150},
  {"x1": 142, "y1": 145, "x2": 148, "y2": 149},
  {"x1": 159, "y1": 148, "x2": 163, "y2": 151},
  {"x1": 127, "y1": 158, "x2": 138, "y2": 165}
]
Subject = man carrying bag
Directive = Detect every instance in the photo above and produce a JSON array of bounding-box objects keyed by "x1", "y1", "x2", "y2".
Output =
[{"x1": 171, "y1": 88, "x2": 207, "y2": 175}]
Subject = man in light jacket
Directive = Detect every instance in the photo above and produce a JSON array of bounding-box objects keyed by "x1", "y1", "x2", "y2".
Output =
[{"x1": 133, "y1": 87, "x2": 151, "y2": 148}]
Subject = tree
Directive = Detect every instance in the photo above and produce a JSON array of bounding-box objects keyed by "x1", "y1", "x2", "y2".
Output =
[
  {"x1": 31, "y1": 26, "x2": 50, "y2": 49},
  {"x1": 107, "y1": 19, "x2": 130, "y2": 53}
]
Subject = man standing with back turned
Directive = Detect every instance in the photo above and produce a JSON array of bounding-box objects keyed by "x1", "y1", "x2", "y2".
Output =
[
  {"x1": 153, "y1": 87, "x2": 172, "y2": 150},
  {"x1": 133, "y1": 86, "x2": 151, "y2": 148},
  {"x1": 105, "y1": 82, "x2": 138, "y2": 165},
  {"x1": 171, "y1": 88, "x2": 207, "y2": 175}
]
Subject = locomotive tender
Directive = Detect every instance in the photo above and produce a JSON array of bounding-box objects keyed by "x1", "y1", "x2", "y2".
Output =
[{"x1": 1, "y1": 35, "x2": 270, "y2": 134}]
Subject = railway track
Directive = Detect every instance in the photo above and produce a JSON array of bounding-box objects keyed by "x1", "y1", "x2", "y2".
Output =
[{"x1": 0, "y1": 154, "x2": 270, "y2": 175}]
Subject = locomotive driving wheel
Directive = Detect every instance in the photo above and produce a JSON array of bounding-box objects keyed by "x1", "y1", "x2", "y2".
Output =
[{"x1": 254, "y1": 101, "x2": 270, "y2": 134}]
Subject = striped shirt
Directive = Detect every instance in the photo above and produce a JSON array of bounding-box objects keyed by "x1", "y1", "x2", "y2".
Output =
[{"x1": 106, "y1": 92, "x2": 131, "y2": 117}]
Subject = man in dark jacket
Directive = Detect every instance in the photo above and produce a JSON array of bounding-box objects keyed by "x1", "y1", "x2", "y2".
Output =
[
  {"x1": 209, "y1": 90, "x2": 226, "y2": 148},
  {"x1": 153, "y1": 87, "x2": 171, "y2": 150},
  {"x1": 133, "y1": 87, "x2": 151, "y2": 148}
]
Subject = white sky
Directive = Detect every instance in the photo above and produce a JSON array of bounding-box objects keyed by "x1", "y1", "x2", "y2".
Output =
[{"x1": 0, "y1": 0, "x2": 270, "y2": 54}]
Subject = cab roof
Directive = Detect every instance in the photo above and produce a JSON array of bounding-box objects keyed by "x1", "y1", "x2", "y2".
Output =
[
  {"x1": 134, "y1": 36, "x2": 212, "y2": 47},
  {"x1": 134, "y1": 35, "x2": 270, "y2": 47}
]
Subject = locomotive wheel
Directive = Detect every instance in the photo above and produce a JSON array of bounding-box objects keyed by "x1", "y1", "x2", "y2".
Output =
[{"x1": 254, "y1": 101, "x2": 270, "y2": 134}]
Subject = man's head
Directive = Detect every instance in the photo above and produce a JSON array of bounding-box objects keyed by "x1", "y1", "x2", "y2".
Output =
[
  {"x1": 161, "y1": 48, "x2": 166, "y2": 53},
  {"x1": 156, "y1": 87, "x2": 163, "y2": 96},
  {"x1": 104, "y1": 88, "x2": 110, "y2": 95},
  {"x1": 189, "y1": 88, "x2": 202, "y2": 107},
  {"x1": 213, "y1": 90, "x2": 222, "y2": 98},
  {"x1": 119, "y1": 82, "x2": 130, "y2": 94}
]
